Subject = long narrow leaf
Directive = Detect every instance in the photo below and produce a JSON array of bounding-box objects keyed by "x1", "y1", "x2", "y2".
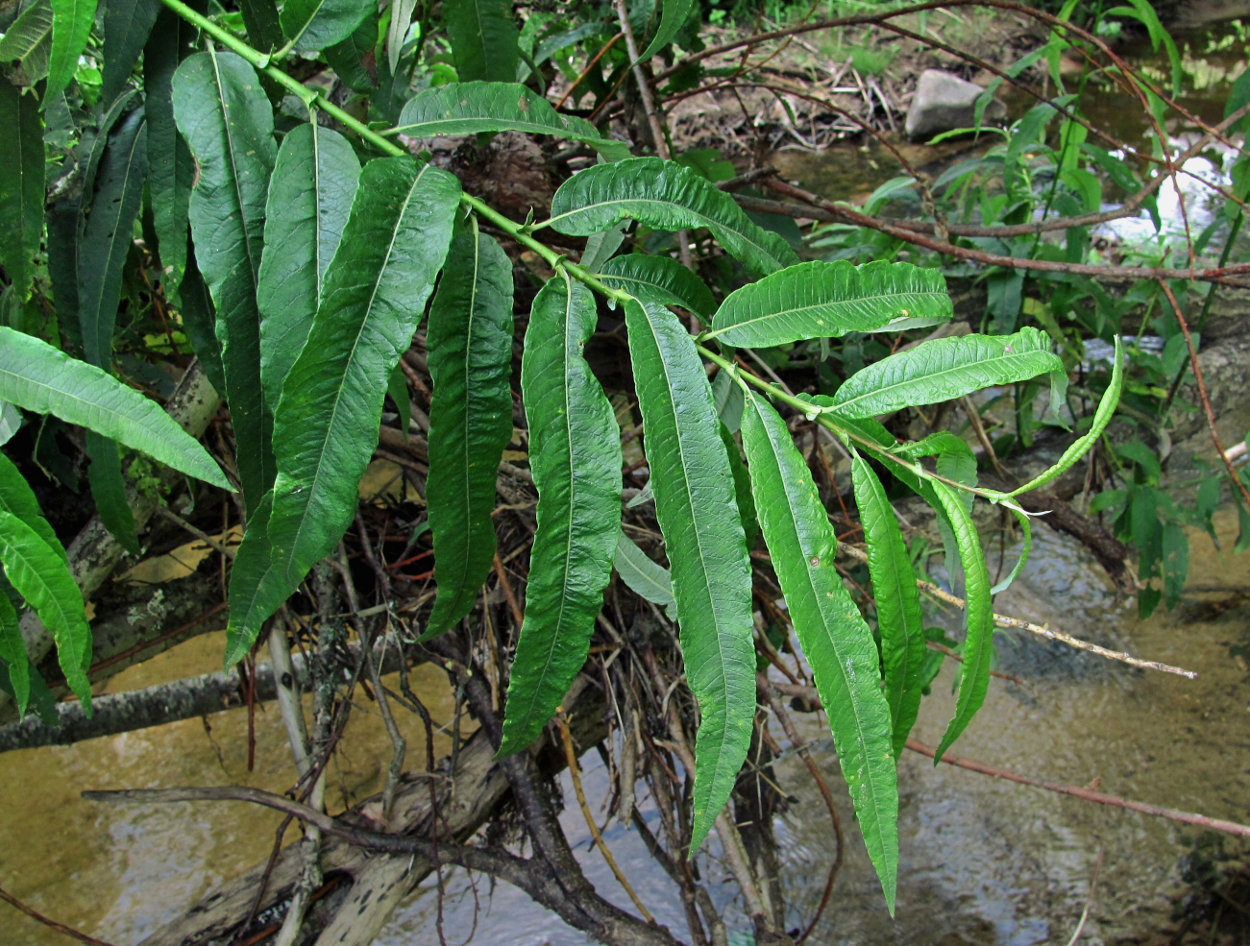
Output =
[
  {"x1": 48, "y1": 0, "x2": 97, "y2": 99},
  {"x1": 497, "y1": 275, "x2": 621, "y2": 755},
  {"x1": 0, "y1": 0, "x2": 54, "y2": 85},
  {"x1": 625, "y1": 297, "x2": 754, "y2": 855},
  {"x1": 0, "y1": 77, "x2": 45, "y2": 300},
  {"x1": 613, "y1": 530, "x2": 675, "y2": 617},
  {"x1": 0, "y1": 593, "x2": 28, "y2": 716},
  {"x1": 226, "y1": 159, "x2": 460, "y2": 665},
  {"x1": 0, "y1": 453, "x2": 65, "y2": 559},
  {"x1": 394, "y1": 83, "x2": 627, "y2": 159},
  {"x1": 0, "y1": 327, "x2": 230, "y2": 490},
  {"x1": 425, "y1": 221, "x2": 516, "y2": 635},
  {"x1": 707, "y1": 260, "x2": 951, "y2": 348},
  {"x1": 931, "y1": 481, "x2": 995, "y2": 762},
  {"x1": 173, "y1": 49, "x2": 277, "y2": 512},
  {"x1": 851, "y1": 456, "x2": 926, "y2": 757},
  {"x1": 445, "y1": 0, "x2": 519, "y2": 83},
  {"x1": 830, "y1": 327, "x2": 1064, "y2": 419},
  {"x1": 257, "y1": 122, "x2": 361, "y2": 408},
  {"x1": 279, "y1": 0, "x2": 374, "y2": 53},
  {"x1": 0, "y1": 510, "x2": 92, "y2": 709},
  {"x1": 597, "y1": 253, "x2": 716, "y2": 316},
  {"x1": 637, "y1": 0, "x2": 696, "y2": 63},
  {"x1": 547, "y1": 158, "x2": 798, "y2": 277},
  {"x1": 100, "y1": 0, "x2": 160, "y2": 105},
  {"x1": 742, "y1": 394, "x2": 898, "y2": 912}
]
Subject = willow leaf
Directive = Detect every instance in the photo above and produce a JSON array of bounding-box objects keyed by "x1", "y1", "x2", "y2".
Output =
[
  {"x1": 0, "y1": 77, "x2": 45, "y2": 301},
  {"x1": 637, "y1": 0, "x2": 696, "y2": 62},
  {"x1": 225, "y1": 159, "x2": 459, "y2": 665},
  {"x1": 742, "y1": 394, "x2": 898, "y2": 912},
  {"x1": 931, "y1": 481, "x2": 995, "y2": 762},
  {"x1": 100, "y1": 0, "x2": 160, "y2": 105},
  {"x1": 445, "y1": 0, "x2": 518, "y2": 83},
  {"x1": 547, "y1": 158, "x2": 798, "y2": 277},
  {"x1": 48, "y1": 0, "x2": 97, "y2": 99},
  {"x1": 425, "y1": 221, "x2": 516, "y2": 636},
  {"x1": 497, "y1": 276, "x2": 621, "y2": 755},
  {"x1": 257, "y1": 122, "x2": 361, "y2": 408},
  {"x1": 173, "y1": 49, "x2": 277, "y2": 513},
  {"x1": 707, "y1": 260, "x2": 951, "y2": 348},
  {"x1": 0, "y1": 0, "x2": 53, "y2": 85},
  {"x1": 0, "y1": 511, "x2": 91, "y2": 709},
  {"x1": 85, "y1": 433, "x2": 138, "y2": 554},
  {"x1": 830, "y1": 327, "x2": 1063, "y2": 420},
  {"x1": 279, "y1": 0, "x2": 374, "y2": 53},
  {"x1": 0, "y1": 593, "x2": 27, "y2": 716},
  {"x1": 598, "y1": 253, "x2": 716, "y2": 316},
  {"x1": 625, "y1": 297, "x2": 754, "y2": 855},
  {"x1": 852, "y1": 457, "x2": 925, "y2": 758},
  {"x1": 613, "y1": 530, "x2": 675, "y2": 617},
  {"x1": 0, "y1": 327, "x2": 230, "y2": 490},
  {"x1": 394, "y1": 83, "x2": 628, "y2": 159},
  {"x1": 0, "y1": 453, "x2": 65, "y2": 560}
]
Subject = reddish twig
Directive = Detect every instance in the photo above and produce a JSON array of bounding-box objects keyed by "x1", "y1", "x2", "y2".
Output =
[{"x1": 0, "y1": 885, "x2": 120, "y2": 946}]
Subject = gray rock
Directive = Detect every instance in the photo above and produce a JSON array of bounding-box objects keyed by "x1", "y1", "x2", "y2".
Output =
[{"x1": 905, "y1": 68, "x2": 1007, "y2": 139}]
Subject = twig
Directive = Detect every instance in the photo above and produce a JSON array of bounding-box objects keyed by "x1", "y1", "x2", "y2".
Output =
[
  {"x1": 907, "y1": 739, "x2": 1250, "y2": 839},
  {"x1": 1064, "y1": 845, "x2": 1104, "y2": 946},
  {"x1": 0, "y1": 885, "x2": 120, "y2": 946}
]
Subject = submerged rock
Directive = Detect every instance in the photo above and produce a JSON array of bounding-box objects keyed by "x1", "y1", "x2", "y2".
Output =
[{"x1": 905, "y1": 68, "x2": 1007, "y2": 139}]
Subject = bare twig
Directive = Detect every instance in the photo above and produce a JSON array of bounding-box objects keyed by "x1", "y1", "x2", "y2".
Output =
[{"x1": 0, "y1": 885, "x2": 120, "y2": 946}]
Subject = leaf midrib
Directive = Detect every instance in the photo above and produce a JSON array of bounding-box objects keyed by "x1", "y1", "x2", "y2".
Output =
[{"x1": 714, "y1": 288, "x2": 947, "y2": 339}]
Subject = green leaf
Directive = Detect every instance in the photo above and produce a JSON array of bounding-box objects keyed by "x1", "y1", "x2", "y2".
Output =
[
  {"x1": 425, "y1": 221, "x2": 516, "y2": 635},
  {"x1": 613, "y1": 529, "x2": 675, "y2": 617},
  {"x1": 931, "y1": 481, "x2": 995, "y2": 762},
  {"x1": 173, "y1": 49, "x2": 278, "y2": 513},
  {"x1": 100, "y1": 0, "x2": 160, "y2": 105},
  {"x1": 829, "y1": 327, "x2": 1064, "y2": 420},
  {"x1": 0, "y1": 0, "x2": 54, "y2": 86},
  {"x1": 0, "y1": 592, "x2": 28, "y2": 717},
  {"x1": 325, "y1": 15, "x2": 379, "y2": 91},
  {"x1": 279, "y1": 0, "x2": 374, "y2": 53},
  {"x1": 1162, "y1": 520, "x2": 1188, "y2": 609},
  {"x1": 394, "y1": 82, "x2": 628, "y2": 159},
  {"x1": 546, "y1": 157, "x2": 798, "y2": 277},
  {"x1": 48, "y1": 0, "x2": 98, "y2": 99},
  {"x1": 257, "y1": 122, "x2": 361, "y2": 408},
  {"x1": 597, "y1": 253, "x2": 716, "y2": 316},
  {"x1": 852, "y1": 457, "x2": 925, "y2": 758},
  {"x1": 0, "y1": 77, "x2": 45, "y2": 301},
  {"x1": 85, "y1": 432, "x2": 138, "y2": 554},
  {"x1": 497, "y1": 274, "x2": 621, "y2": 755},
  {"x1": 637, "y1": 0, "x2": 696, "y2": 63},
  {"x1": 742, "y1": 393, "x2": 898, "y2": 911},
  {"x1": 385, "y1": 0, "x2": 417, "y2": 74},
  {"x1": 707, "y1": 260, "x2": 952, "y2": 348},
  {"x1": 445, "y1": 0, "x2": 519, "y2": 83},
  {"x1": 225, "y1": 158, "x2": 460, "y2": 665},
  {"x1": 239, "y1": 0, "x2": 284, "y2": 52},
  {"x1": 0, "y1": 327, "x2": 231, "y2": 490},
  {"x1": 0, "y1": 452, "x2": 66, "y2": 559},
  {"x1": 386, "y1": 363, "x2": 410, "y2": 441},
  {"x1": 625, "y1": 297, "x2": 754, "y2": 855},
  {"x1": 144, "y1": 5, "x2": 199, "y2": 303},
  {"x1": 0, "y1": 510, "x2": 92, "y2": 709}
]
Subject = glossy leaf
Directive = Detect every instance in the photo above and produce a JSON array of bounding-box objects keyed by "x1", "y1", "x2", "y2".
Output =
[
  {"x1": 225, "y1": 158, "x2": 460, "y2": 665},
  {"x1": 497, "y1": 275, "x2": 621, "y2": 755},
  {"x1": 257, "y1": 122, "x2": 361, "y2": 408},
  {"x1": 445, "y1": 0, "x2": 519, "y2": 83},
  {"x1": 546, "y1": 157, "x2": 798, "y2": 277},
  {"x1": 625, "y1": 297, "x2": 754, "y2": 855},
  {"x1": 0, "y1": 78, "x2": 45, "y2": 301},
  {"x1": 829, "y1": 327, "x2": 1064, "y2": 420},
  {"x1": 0, "y1": 593, "x2": 27, "y2": 716},
  {"x1": 598, "y1": 253, "x2": 716, "y2": 316},
  {"x1": 394, "y1": 83, "x2": 627, "y2": 159},
  {"x1": 707, "y1": 260, "x2": 951, "y2": 348},
  {"x1": 173, "y1": 49, "x2": 277, "y2": 512},
  {"x1": 0, "y1": 510, "x2": 92, "y2": 709},
  {"x1": 637, "y1": 0, "x2": 696, "y2": 63},
  {"x1": 931, "y1": 481, "x2": 995, "y2": 762},
  {"x1": 0, "y1": 327, "x2": 231, "y2": 490},
  {"x1": 613, "y1": 530, "x2": 675, "y2": 618},
  {"x1": 425, "y1": 221, "x2": 516, "y2": 635},
  {"x1": 385, "y1": 0, "x2": 417, "y2": 73},
  {"x1": 742, "y1": 393, "x2": 898, "y2": 912},
  {"x1": 0, "y1": 0, "x2": 53, "y2": 86},
  {"x1": 852, "y1": 457, "x2": 925, "y2": 757},
  {"x1": 279, "y1": 0, "x2": 374, "y2": 53},
  {"x1": 101, "y1": 0, "x2": 160, "y2": 105},
  {"x1": 0, "y1": 453, "x2": 65, "y2": 560},
  {"x1": 48, "y1": 0, "x2": 98, "y2": 99}
]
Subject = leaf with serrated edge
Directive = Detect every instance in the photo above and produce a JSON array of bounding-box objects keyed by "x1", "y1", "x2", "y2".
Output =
[
  {"x1": 257, "y1": 122, "x2": 361, "y2": 408},
  {"x1": 707, "y1": 260, "x2": 951, "y2": 348},
  {"x1": 742, "y1": 392, "x2": 898, "y2": 912},
  {"x1": 0, "y1": 453, "x2": 66, "y2": 559},
  {"x1": 48, "y1": 0, "x2": 98, "y2": 99},
  {"x1": 852, "y1": 456, "x2": 926, "y2": 757},
  {"x1": 0, "y1": 510, "x2": 92, "y2": 709},
  {"x1": 625, "y1": 297, "x2": 754, "y2": 854},
  {"x1": 613, "y1": 530, "x2": 675, "y2": 617},
  {"x1": 394, "y1": 83, "x2": 628, "y2": 160},
  {"x1": 497, "y1": 275, "x2": 621, "y2": 754},
  {"x1": 830, "y1": 327, "x2": 1063, "y2": 419},
  {"x1": 279, "y1": 0, "x2": 374, "y2": 53},
  {"x1": 598, "y1": 253, "x2": 716, "y2": 316},
  {"x1": 0, "y1": 327, "x2": 230, "y2": 489},
  {"x1": 225, "y1": 158, "x2": 460, "y2": 665},
  {"x1": 546, "y1": 158, "x2": 797, "y2": 277},
  {"x1": 173, "y1": 49, "x2": 277, "y2": 513},
  {"x1": 931, "y1": 480, "x2": 995, "y2": 762},
  {"x1": 425, "y1": 221, "x2": 516, "y2": 635},
  {"x1": 0, "y1": 78, "x2": 45, "y2": 300}
]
